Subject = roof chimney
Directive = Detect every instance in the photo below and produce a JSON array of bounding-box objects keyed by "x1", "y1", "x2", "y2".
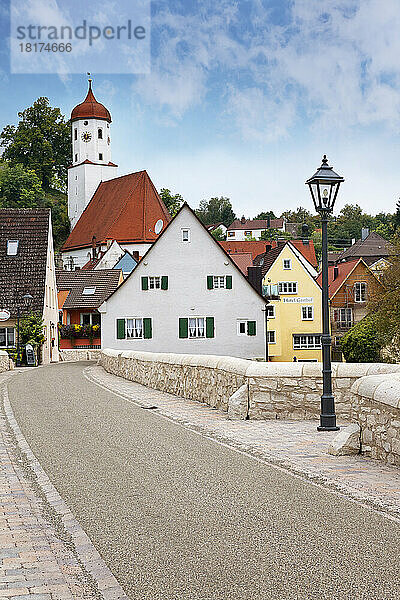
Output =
[
  {"x1": 241, "y1": 215, "x2": 246, "y2": 225},
  {"x1": 361, "y1": 228, "x2": 369, "y2": 241},
  {"x1": 131, "y1": 251, "x2": 139, "y2": 262},
  {"x1": 333, "y1": 266, "x2": 339, "y2": 280},
  {"x1": 247, "y1": 266, "x2": 263, "y2": 295},
  {"x1": 91, "y1": 235, "x2": 97, "y2": 260}
]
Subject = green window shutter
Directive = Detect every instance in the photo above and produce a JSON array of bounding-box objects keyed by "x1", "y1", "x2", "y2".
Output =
[
  {"x1": 207, "y1": 276, "x2": 214, "y2": 290},
  {"x1": 116, "y1": 319, "x2": 126, "y2": 339},
  {"x1": 206, "y1": 317, "x2": 215, "y2": 338},
  {"x1": 143, "y1": 318, "x2": 152, "y2": 339},
  {"x1": 226, "y1": 275, "x2": 232, "y2": 289},
  {"x1": 161, "y1": 276, "x2": 168, "y2": 290},
  {"x1": 141, "y1": 276, "x2": 148, "y2": 290},
  {"x1": 179, "y1": 318, "x2": 188, "y2": 338},
  {"x1": 247, "y1": 321, "x2": 256, "y2": 336}
]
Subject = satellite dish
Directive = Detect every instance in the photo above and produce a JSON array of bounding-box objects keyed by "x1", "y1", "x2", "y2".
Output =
[{"x1": 154, "y1": 219, "x2": 163, "y2": 235}]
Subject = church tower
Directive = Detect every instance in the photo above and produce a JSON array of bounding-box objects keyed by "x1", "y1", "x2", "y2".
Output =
[{"x1": 68, "y1": 78, "x2": 118, "y2": 229}]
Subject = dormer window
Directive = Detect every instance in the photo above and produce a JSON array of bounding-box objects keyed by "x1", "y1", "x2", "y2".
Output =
[
  {"x1": 98, "y1": 128, "x2": 103, "y2": 139},
  {"x1": 82, "y1": 287, "x2": 96, "y2": 295},
  {"x1": 7, "y1": 240, "x2": 18, "y2": 255}
]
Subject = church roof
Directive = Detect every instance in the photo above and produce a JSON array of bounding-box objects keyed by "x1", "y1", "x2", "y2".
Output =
[
  {"x1": 71, "y1": 81, "x2": 112, "y2": 122},
  {"x1": 61, "y1": 170, "x2": 171, "y2": 251}
]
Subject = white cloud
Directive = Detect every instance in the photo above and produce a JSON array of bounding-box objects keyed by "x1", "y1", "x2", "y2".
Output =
[{"x1": 132, "y1": 0, "x2": 400, "y2": 137}]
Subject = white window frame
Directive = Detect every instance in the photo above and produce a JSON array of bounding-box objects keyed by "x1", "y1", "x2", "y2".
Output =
[
  {"x1": 333, "y1": 307, "x2": 353, "y2": 325},
  {"x1": 293, "y1": 334, "x2": 322, "y2": 350},
  {"x1": 354, "y1": 282, "x2": 367, "y2": 302},
  {"x1": 80, "y1": 313, "x2": 101, "y2": 326},
  {"x1": 0, "y1": 327, "x2": 15, "y2": 348},
  {"x1": 283, "y1": 258, "x2": 292, "y2": 270},
  {"x1": 181, "y1": 228, "x2": 191, "y2": 242},
  {"x1": 278, "y1": 281, "x2": 298, "y2": 294},
  {"x1": 301, "y1": 306, "x2": 314, "y2": 321},
  {"x1": 126, "y1": 318, "x2": 143, "y2": 339},
  {"x1": 267, "y1": 330, "x2": 276, "y2": 343},
  {"x1": 213, "y1": 276, "x2": 226, "y2": 289},
  {"x1": 227, "y1": 231, "x2": 235, "y2": 238},
  {"x1": 244, "y1": 231, "x2": 252, "y2": 237},
  {"x1": 188, "y1": 317, "x2": 205, "y2": 338},
  {"x1": 82, "y1": 287, "x2": 96, "y2": 295},
  {"x1": 7, "y1": 240, "x2": 19, "y2": 256},
  {"x1": 237, "y1": 320, "x2": 256, "y2": 336},
  {"x1": 149, "y1": 276, "x2": 161, "y2": 290},
  {"x1": 266, "y1": 305, "x2": 275, "y2": 318}
]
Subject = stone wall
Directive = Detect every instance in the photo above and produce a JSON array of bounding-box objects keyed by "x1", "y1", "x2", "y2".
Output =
[
  {"x1": 59, "y1": 349, "x2": 102, "y2": 362},
  {"x1": 350, "y1": 373, "x2": 400, "y2": 465},
  {"x1": 100, "y1": 349, "x2": 400, "y2": 419},
  {"x1": 0, "y1": 350, "x2": 14, "y2": 373},
  {"x1": 100, "y1": 349, "x2": 400, "y2": 465}
]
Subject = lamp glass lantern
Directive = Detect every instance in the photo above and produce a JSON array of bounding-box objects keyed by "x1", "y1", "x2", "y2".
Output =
[{"x1": 306, "y1": 155, "x2": 344, "y2": 214}]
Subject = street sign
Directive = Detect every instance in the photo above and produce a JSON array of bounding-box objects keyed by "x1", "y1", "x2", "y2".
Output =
[
  {"x1": 25, "y1": 344, "x2": 36, "y2": 367},
  {"x1": 0, "y1": 310, "x2": 10, "y2": 321}
]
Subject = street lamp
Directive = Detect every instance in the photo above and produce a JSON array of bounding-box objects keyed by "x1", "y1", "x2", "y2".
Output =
[
  {"x1": 306, "y1": 155, "x2": 344, "y2": 431},
  {"x1": 16, "y1": 294, "x2": 33, "y2": 367}
]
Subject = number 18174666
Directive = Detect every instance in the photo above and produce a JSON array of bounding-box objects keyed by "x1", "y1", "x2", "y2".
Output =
[{"x1": 19, "y1": 43, "x2": 72, "y2": 52}]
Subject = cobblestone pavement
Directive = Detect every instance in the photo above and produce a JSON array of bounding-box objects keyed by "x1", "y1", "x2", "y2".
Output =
[
  {"x1": 86, "y1": 364, "x2": 400, "y2": 520},
  {"x1": 0, "y1": 371, "x2": 129, "y2": 600}
]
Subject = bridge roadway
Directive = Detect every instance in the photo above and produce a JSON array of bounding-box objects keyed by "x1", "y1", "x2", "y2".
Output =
[{"x1": 8, "y1": 362, "x2": 400, "y2": 599}]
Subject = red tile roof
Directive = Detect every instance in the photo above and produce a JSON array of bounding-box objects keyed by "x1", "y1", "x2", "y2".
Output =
[
  {"x1": 71, "y1": 81, "x2": 111, "y2": 122},
  {"x1": 229, "y1": 252, "x2": 253, "y2": 275},
  {"x1": 219, "y1": 241, "x2": 271, "y2": 260},
  {"x1": 315, "y1": 259, "x2": 361, "y2": 297},
  {"x1": 219, "y1": 239, "x2": 317, "y2": 267},
  {"x1": 291, "y1": 240, "x2": 318, "y2": 269},
  {"x1": 227, "y1": 218, "x2": 284, "y2": 230},
  {"x1": 61, "y1": 170, "x2": 171, "y2": 251}
]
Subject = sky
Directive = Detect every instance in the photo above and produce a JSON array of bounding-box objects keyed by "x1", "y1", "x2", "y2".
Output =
[{"x1": 1, "y1": 0, "x2": 400, "y2": 218}]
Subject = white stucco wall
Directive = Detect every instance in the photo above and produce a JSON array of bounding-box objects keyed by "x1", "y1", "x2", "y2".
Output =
[
  {"x1": 42, "y1": 215, "x2": 59, "y2": 364},
  {"x1": 227, "y1": 226, "x2": 285, "y2": 241},
  {"x1": 100, "y1": 207, "x2": 267, "y2": 359},
  {"x1": 61, "y1": 242, "x2": 152, "y2": 270}
]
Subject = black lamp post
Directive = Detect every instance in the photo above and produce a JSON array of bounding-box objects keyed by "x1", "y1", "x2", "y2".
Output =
[
  {"x1": 306, "y1": 155, "x2": 344, "y2": 431},
  {"x1": 16, "y1": 294, "x2": 33, "y2": 367}
]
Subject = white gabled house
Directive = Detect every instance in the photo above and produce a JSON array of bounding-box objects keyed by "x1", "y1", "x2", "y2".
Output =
[{"x1": 99, "y1": 204, "x2": 267, "y2": 359}]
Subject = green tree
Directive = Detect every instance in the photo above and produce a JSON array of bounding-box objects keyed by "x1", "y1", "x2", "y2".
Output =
[
  {"x1": 260, "y1": 228, "x2": 292, "y2": 241},
  {"x1": 196, "y1": 197, "x2": 236, "y2": 227},
  {"x1": 43, "y1": 189, "x2": 70, "y2": 249},
  {"x1": 0, "y1": 163, "x2": 45, "y2": 207},
  {"x1": 280, "y1": 207, "x2": 317, "y2": 230},
  {"x1": 254, "y1": 211, "x2": 276, "y2": 220},
  {"x1": 159, "y1": 188, "x2": 184, "y2": 217},
  {"x1": 211, "y1": 227, "x2": 225, "y2": 241},
  {"x1": 393, "y1": 199, "x2": 400, "y2": 231},
  {"x1": 19, "y1": 313, "x2": 46, "y2": 364},
  {"x1": 0, "y1": 97, "x2": 70, "y2": 190}
]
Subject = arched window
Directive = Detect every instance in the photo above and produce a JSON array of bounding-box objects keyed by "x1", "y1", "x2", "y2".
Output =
[{"x1": 98, "y1": 128, "x2": 103, "y2": 139}]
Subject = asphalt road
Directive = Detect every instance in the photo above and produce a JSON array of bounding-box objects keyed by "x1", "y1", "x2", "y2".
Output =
[{"x1": 7, "y1": 363, "x2": 400, "y2": 599}]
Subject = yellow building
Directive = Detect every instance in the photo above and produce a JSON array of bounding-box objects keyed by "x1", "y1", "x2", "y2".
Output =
[{"x1": 255, "y1": 242, "x2": 322, "y2": 362}]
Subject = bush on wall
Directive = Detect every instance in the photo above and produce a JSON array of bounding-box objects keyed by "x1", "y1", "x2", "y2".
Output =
[{"x1": 340, "y1": 315, "x2": 382, "y2": 363}]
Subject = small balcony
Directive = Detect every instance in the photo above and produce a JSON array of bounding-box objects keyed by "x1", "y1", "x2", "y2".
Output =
[{"x1": 262, "y1": 283, "x2": 280, "y2": 300}]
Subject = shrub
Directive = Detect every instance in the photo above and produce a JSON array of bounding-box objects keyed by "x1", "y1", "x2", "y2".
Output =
[{"x1": 340, "y1": 316, "x2": 382, "y2": 363}]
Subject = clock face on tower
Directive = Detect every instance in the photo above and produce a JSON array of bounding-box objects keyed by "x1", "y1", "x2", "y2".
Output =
[{"x1": 81, "y1": 131, "x2": 92, "y2": 142}]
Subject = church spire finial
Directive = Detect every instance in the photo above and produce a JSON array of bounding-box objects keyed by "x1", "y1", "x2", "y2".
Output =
[{"x1": 87, "y1": 72, "x2": 92, "y2": 90}]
